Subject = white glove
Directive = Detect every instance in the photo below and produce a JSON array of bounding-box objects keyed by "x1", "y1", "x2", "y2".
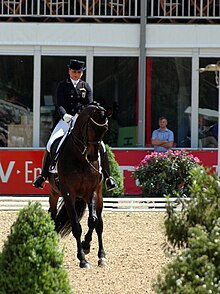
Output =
[{"x1": 63, "y1": 113, "x2": 73, "y2": 123}]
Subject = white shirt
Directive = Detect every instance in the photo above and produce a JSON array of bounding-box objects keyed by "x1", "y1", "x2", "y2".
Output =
[{"x1": 70, "y1": 78, "x2": 79, "y2": 87}]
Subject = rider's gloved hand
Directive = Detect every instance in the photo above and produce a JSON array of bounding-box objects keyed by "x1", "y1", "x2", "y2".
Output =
[{"x1": 63, "y1": 113, "x2": 73, "y2": 123}]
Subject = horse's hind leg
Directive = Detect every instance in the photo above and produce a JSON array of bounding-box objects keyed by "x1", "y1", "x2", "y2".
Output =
[{"x1": 62, "y1": 190, "x2": 91, "y2": 268}]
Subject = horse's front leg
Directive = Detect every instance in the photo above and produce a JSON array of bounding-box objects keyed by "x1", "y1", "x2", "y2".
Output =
[
  {"x1": 82, "y1": 190, "x2": 107, "y2": 267},
  {"x1": 95, "y1": 208, "x2": 107, "y2": 267},
  {"x1": 63, "y1": 190, "x2": 91, "y2": 268}
]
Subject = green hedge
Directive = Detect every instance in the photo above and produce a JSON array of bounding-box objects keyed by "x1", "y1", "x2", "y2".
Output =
[
  {"x1": 0, "y1": 202, "x2": 72, "y2": 294},
  {"x1": 103, "y1": 144, "x2": 124, "y2": 196}
]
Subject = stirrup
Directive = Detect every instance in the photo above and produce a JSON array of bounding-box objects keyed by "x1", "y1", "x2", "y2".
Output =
[
  {"x1": 33, "y1": 175, "x2": 46, "y2": 189},
  {"x1": 105, "y1": 176, "x2": 118, "y2": 192}
]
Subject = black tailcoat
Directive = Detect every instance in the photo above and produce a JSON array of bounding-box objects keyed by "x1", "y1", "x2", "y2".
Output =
[{"x1": 56, "y1": 77, "x2": 93, "y2": 118}]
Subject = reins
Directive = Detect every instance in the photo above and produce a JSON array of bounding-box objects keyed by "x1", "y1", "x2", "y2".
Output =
[
  {"x1": 70, "y1": 130, "x2": 101, "y2": 174},
  {"x1": 69, "y1": 109, "x2": 108, "y2": 174},
  {"x1": 71, "y1": 130, "x2": 87, "y2": 155},
  {"x1": 85, "y1": 154, "x2": 102, "y2": 174}
]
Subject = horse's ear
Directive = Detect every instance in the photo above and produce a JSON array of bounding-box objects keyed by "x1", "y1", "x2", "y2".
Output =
[
  {"x1": 106, "y1": 109, "x2": 113, "y2": 117},
  {"x1": 91, "y1": 101, "x2": 99, "y2": 107}
]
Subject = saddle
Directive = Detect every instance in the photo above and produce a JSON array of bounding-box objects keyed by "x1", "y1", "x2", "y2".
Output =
[
  {"x1": 49, "y1": 135, "x2": 69, "y2": 173},
  {"x1": 49, "y1": 121, "x2": 74, "y2": 172}
]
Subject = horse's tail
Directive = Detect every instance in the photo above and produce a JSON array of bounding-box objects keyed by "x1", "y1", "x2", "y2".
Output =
[{"x1": 55, "y1": 198, "x2": 86, "y2": 237}]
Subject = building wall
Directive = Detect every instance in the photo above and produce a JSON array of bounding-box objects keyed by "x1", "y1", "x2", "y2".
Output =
[{"x1": 0, "y1": 22, "x2": 220, "y2": 149}]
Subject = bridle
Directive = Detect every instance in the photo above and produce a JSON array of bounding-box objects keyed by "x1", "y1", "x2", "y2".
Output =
[
  {"x1": 71, "y1": 107, "x2": 109, "y2": 172},
  {"x1": 87, "y1": 115, "x2": 108, "y2": 146},
  {"x1": 90, "y1": 116, "x2": 108, "y2": 127}
]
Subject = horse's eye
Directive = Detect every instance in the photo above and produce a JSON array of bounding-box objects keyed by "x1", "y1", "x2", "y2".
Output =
[
  {"x1": 95, "y1": 111, "x2": 105, "y2": 120},
  {"x1": 100, "y1": 111, "x2": 105, "y2": 118}
]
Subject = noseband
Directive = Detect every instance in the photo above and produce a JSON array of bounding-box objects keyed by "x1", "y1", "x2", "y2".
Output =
[
  {"x1": 87, "y1": 116, "x2": 108, "y2": 146},
  {"x1": 90, "y1": 116, "x2": 108, "y2": 127}
]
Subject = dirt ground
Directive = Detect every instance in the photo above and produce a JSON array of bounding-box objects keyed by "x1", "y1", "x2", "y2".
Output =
[{"x1": 0, "y1": 211, "x2": 170, "y2": 294}]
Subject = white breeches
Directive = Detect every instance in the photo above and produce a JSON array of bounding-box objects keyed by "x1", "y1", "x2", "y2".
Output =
[
  {"x1": 46, "y1": 114, "x2": 78, "y2": 152},
  {"x1": 46, "y1": 113, "x2": 106, "y2": 154}
]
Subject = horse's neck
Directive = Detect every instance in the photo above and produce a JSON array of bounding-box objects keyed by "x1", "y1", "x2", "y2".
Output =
[{"x1": 67, "y1": 130, "x2": 85, "y2": 156}]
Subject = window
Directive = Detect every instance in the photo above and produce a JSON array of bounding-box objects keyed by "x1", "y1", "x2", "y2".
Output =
[
  {"x1": 0, "y1": 55, "x2": 33, "y2": 147},
  {"x1": 147, "y1": 57, "x2": 192, "y2": 148},
  {"x1": 198, "y1": 58, "x2": 219, "y2": 148},
  {"x1": 94, "y1": 57, "x2": 138, "y2": 147},
  {"x1": 40, "y1": 56, "x2": 86, "y2": 146}
]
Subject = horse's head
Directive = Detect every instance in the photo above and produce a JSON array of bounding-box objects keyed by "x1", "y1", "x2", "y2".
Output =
[{"x1": 73, "y1": 103, "x2": 112, "y2": 162}]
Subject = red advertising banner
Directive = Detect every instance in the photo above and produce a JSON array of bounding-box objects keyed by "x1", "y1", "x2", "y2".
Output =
[{"x1": 0, "y1": 149, "x2": 218, "y2": 195}]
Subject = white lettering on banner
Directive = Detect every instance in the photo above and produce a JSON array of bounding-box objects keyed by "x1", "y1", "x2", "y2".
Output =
[
  {"x1": 0, "y1": 161, "x2": 15, "y2": 183},
  {"x1": 25, "y1": 161, "x2": 42, "y2": 183},
  {"x1": 119, "y1": 166, "x2": 139, "y2": 187},
  {"x1": 25, "y1": 161, "x2": 34, "y2": 183}
]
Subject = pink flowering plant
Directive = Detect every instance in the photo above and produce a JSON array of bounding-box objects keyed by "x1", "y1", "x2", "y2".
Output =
[{"x1": 134, "y1": 150, "x2": 201, "y2": 197}]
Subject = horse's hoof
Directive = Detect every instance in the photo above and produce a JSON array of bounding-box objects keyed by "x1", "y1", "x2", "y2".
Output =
[
  {"x1": 83, "y1": 248, "x2": 90, "y2": 255},
  {"x1": 98, "y1": 257, "x2": 107, "y2": 267},
  {"x1": 80, "y1": 260, "x2": 91, "y2": 269},
  {"x1": 81, "y1": 241, "x2": 90, "y2": 255}
]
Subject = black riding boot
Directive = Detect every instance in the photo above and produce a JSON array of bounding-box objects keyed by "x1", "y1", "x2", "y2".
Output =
[
  {"x1": 33, "y1": 150, "x2": 51, "y2": 188},
  {"x1": 101, "y1": 148, "x2": 118, "y2": 192}
]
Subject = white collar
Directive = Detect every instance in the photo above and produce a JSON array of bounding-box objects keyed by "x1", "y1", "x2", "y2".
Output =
[{"x1": 70, "y1": 78, "x2": 80, "y2": 87}]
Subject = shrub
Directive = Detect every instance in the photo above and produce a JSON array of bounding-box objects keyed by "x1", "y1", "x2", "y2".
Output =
[
  {"x1": 0, "y1": 202, "x2": 72, "y2": 294},
  {"x1": 133, "y1": 149, "x2": 201, "y2": 197},
  {"x1": 154, "y1": 167, "x2": 220, "y2": 293},
  {"x1": 154, "y1": 222, "x2": 220, "y2": 293},
  {"x1": 103, "y1": 144, "x2": 124, "y2": 196},
  {"x1": 164, "y1": 167, "x2": 220, "y2": 248}
]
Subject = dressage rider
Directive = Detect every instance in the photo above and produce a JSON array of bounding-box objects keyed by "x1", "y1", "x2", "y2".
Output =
[{"x1": 33, "y1": 59, "x2": 118, "y2": 191}]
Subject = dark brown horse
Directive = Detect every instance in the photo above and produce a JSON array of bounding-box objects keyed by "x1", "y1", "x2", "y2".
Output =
[{"x1": 48, "y1": 103, "x2": 112, "y2": 268}]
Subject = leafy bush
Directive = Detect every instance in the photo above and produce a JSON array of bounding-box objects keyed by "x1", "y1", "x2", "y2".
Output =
[
  {"x1": 133, "y1": 149, "x2": 201, "y2": 197},
  {"x1": 154, "y1": 222, "x2": 220, "y2": 293},
  {"x1": 0, "y1": 202, "x2": 72, "y2": 294},
  {"x1": 103, "y1": 144, "x2": 124, "y2": 196},
  {"x1": 154, "y1": 167, "x2": 220, "y2": 293},
  {"x1": 165, "y1": 167, "x2": 220, "y2": 248}
]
